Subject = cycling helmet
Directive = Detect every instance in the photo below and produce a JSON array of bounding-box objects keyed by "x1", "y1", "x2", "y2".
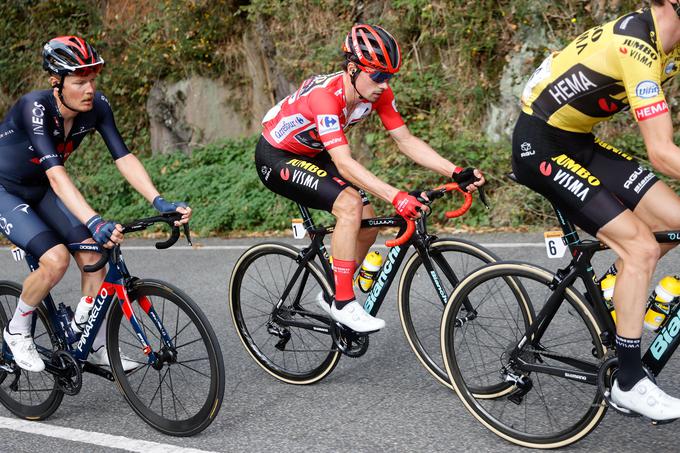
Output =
[
  {"x1": 343, "y1": 24, "x2": 401, "y2": 74},
  {"x1": 42, "y1": 36, "x2": 104, "y2": 76}
]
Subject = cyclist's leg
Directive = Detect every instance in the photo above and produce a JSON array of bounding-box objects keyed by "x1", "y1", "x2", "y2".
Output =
[
  {"x1": 33, "y1": 186, "x2": 103, "y2": 295},
  {"x1": 356, "y1": 200, "x2": 379, "y2": 265},
  {"x1": 0, "y1": 184, "x2": 69, "y2": 371},
  {"x1": 32, "y1": 187, "x2": 121, "y2": 362},
  {"x1": 254, "y1": 137, "x2": 383, "y2": 331}
]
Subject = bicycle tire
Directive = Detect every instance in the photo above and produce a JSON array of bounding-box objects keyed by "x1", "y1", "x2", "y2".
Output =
[
  {"x1": 441, "y1": 262, "x2": 608, "y2": 448},
  {"x1": 107, "y1": 279, "x2": 225, "y2": 436},
  {"x1": 229, "y1": 242, "x2": 341, "y2": 384},
  {"x1": 398, "y1": 238, "x2": 499, "y2": 388},
  {"x1": 0, "y1": 281, "x2": 64, "y2": 420}
]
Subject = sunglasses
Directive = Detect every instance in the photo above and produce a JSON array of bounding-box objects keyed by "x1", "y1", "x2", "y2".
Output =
[
  {"x1": 71, "y1": 62, "x2": 104, "y2": 77},
  {"x1": 368, "y1": 71, "x2": 394, "y2": 83}
]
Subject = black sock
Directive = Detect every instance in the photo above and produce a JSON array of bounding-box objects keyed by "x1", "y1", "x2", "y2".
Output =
[
  {"x1": 334, "y1": 298, "x2": 354, "y2": 310},
  {"x1": 615, "y1": 335, "x2": 645, "y2": 391}
]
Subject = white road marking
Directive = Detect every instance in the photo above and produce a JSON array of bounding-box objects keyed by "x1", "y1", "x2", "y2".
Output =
[{"x1": 0, "y1": 416, "x2": 219, "y2": 453}]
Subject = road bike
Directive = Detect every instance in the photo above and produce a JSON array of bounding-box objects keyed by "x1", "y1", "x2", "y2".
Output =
[
  {"x1": 230, "y1": 183, "x2": 497, "y2": 386},
  {"x1": 0, "y1": 213, "x2": 225, "y2": 436},
  {"x1": 440, "y1": 175, "x2": 680, "y2": 448}
]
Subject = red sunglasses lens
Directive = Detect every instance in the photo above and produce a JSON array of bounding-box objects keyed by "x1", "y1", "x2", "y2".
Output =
[{"x1": 73, "y1": 64, "x2": 103, "y2": 77}]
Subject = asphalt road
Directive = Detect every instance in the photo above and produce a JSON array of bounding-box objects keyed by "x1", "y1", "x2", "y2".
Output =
[{"x1": 0, "y1": 232, "x2": 679, "y2": 452}]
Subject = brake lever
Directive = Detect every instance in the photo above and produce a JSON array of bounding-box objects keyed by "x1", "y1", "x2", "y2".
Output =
[
  {"x1": 183, "y1": 223, "x2": 192, "y2": 246},
  {"x1": 478, "y1": 186, "x2": 490, "y2": 209}
]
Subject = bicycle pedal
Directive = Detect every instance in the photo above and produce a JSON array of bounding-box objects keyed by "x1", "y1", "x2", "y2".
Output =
[{"x1": 0, "y1": 362, "x2": 16, "y2": 373}]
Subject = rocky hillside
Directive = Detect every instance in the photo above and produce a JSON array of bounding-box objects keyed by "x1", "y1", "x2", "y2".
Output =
[{"x1": 1, "y1": 0, "x2": 674, "y2": 232}]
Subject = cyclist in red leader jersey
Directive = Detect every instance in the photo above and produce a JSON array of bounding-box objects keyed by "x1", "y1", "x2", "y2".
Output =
[
  {"x1": 256, "y1": 24, "x2": 485, "y2": 333},
  {"x1": 0, "y1": 37, "x2": 191, "y2": 372}
]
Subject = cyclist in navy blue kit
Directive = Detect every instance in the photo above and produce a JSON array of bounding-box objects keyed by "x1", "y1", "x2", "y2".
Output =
[{"x1": 0, "y1": 36, "x2": 191, "y2": 372}]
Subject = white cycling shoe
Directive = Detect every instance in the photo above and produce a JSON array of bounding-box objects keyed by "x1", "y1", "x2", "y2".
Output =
[
  {"x1": 88, "y1": 345, "x2": 140, "y2": 372},
  {"x1": 3, "y1": 327, "x2": 45, "y2": 372},
  {"x1": 330, "y1": 300, "x2": 385, "y2": 333},
  {"x1": 611, "y1": 377, "x2": 680, "y2": 420}
]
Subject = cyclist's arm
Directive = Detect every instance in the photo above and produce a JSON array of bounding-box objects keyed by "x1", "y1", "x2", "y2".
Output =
[
  {"x1": 328, "y1": 144, "x2": 399, "y2": 203},
  {"x1": 114, "y1": 154, "x2": 160, "y2": 203},
  {"x1": 45, "y1": 166, "x2": 98, "y2": 224},
  {"x1": 638, "y1": 113, "x2": 680, "y2": 178},
  {"x1": 388, "y1": 125, "x2": 459, "y2": 177}
]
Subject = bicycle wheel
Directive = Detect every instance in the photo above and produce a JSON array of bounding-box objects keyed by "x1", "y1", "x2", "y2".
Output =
[
  {"x1": 441, "y1": 262, "x2": 608, "y2": 448},
  {"x1": 0, "y1": 281, "x2": 63, "y2": 419},
  {"x1": 107, "y1": 279, "x2": 225, "y2": 437},
  {"x1": 398, "y1": 238, "x2": 499, "y2": 388},
  {"x1": 229, "y1": 242, "x2": 341, "y2": 384}
]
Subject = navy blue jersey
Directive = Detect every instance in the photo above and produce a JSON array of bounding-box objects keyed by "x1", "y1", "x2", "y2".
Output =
[{"x1": 0, "y1": 90, "x2": 130, "y2": 187}]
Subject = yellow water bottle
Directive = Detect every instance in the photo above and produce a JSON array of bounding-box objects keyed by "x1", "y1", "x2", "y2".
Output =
[
  {"x1": 644, "y1": 275, "x2": 680, "y2": 331},
  {"x1": 600, "y1": 273, "x2": 617, "y2": 324},
  {"x1": 355, "y1": 251, "x2": 383, "y2": 293}
]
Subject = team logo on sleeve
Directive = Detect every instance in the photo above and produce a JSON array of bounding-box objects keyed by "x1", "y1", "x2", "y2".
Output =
[
  {"x1": 635, "y1": 100, "x2": 669, "y2": 121},
  {"x1": 317, "y1": 115, "x2": 340, "y2": 134},
  {"x1": 392, "y1": 99, "x2": 398, "y2": 112},
  {"x1": 635, "y1": 81, "x2": 660, "y2": 99}
]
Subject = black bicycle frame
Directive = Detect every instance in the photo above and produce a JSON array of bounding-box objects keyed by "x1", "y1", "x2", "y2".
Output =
[
  {"x1": 511, "y1": 204, "x2": 680, "y2": 382},
  {"x1": 269, "y1": 203, "x2": 470, "y2": 335}
]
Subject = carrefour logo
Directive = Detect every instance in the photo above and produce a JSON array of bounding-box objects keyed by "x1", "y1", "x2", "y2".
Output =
[
  {"x1": 635, "y1": 80, "x2": 660, "y2": 99},
  {"x1": 317, "y1": 114, "x2": 340, "y2": 135},
  {"x1": 271, "y1": 114, "x2": 310, "y2": 143}
]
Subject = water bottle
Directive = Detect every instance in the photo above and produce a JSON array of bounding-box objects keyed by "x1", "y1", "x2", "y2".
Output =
[
  {"x1": 56, "y1": 303, "x2": 78, "y2": 344},
  {"x1": 599, "y1": 273, "x2": 617, "y2": 324},
  {"x1": 355, "y1": 251, "x2": 383, "y2": 293},
  {"x1": 644, "y1": 275, "x2": 680, "y2": 332},
  {"x1": 71, "y1": 296, "x2": 94, "y2": 333}
]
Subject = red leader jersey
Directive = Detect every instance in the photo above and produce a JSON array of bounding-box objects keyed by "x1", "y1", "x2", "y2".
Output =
[{"x1": 262, "y1": 71, "x2": 405, "y2": 156}]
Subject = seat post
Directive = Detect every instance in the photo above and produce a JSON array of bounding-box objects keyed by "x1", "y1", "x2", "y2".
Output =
[{"x1": 297, "y1": 203, "x2": 316, "y2": 232}]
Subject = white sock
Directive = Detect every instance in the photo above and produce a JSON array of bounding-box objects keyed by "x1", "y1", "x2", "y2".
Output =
[
  {"x1": 8, "y1": 298, "x2": 36, "y2": 334},
  {"x1": 92, "y1": 317, "x2": 107, "y2": 350}
]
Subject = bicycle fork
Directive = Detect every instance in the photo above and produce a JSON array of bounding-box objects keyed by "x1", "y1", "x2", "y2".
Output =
[{"x1": 117, "y1": 285, "x2": 176, "y2": 368}]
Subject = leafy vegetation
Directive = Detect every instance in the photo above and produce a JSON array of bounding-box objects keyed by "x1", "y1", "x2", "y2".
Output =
[{"x1": 3, "y1": 0, "x2": 676, "y2": 233}]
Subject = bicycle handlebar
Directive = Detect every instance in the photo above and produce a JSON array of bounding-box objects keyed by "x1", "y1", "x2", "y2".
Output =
[
  {"x1": 385, "y1": 183, "x2": 473, "y2": 248},
  {"x1": 82, "y1": 212, "x2": 191, "y2": 273}
]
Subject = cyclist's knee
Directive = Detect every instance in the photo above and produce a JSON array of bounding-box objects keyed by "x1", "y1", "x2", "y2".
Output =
[
  {"x1": 38, "y1": 245, "x2": 70, "y2": 283},
  {"x1": 619, "y1": 235, "x2": 659, "y2": 273},
  {"x1": 332, "y1": 189, "x2": 363, "y2": 221}
]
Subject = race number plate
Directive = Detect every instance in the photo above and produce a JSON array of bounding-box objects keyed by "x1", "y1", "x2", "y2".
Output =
[
  {"x1": 544, "y1": 231, "x2": 566, "y2": 259},
  {"x1": 10, "y1": 246, "x2": 25, "y2": 262},
  {"x1": 291, "y1": 218, "x2": 306, "y2": 239}
]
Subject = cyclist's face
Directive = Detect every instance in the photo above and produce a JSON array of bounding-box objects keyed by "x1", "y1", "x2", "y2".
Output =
[
  {"x1": 51, "y1": 73, "x2": 98, "y2": 112},
  {"x1": 63, "y1": 73, "x2": 98, "y2": 111}
]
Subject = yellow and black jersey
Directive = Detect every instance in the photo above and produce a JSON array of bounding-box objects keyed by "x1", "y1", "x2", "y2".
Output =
[{"x1": 521, "y1": 7, "x2": 680, "y2": 133}]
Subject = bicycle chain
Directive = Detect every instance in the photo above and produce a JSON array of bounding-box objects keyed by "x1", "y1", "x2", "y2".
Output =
[{"x1": 517, "y1": 344, "x2": 613, "y2": 364}]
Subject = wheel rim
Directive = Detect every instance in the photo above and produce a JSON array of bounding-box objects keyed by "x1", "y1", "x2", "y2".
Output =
[
  {"x1": 110, "y1": 284, "x2": 221, "y2": 434},
  {"x1": 443, "y1": 264, "x2": 607, "y2": 446},
  {"x1": 231, "y1": 245, "x2": 339, "y2": 383}
]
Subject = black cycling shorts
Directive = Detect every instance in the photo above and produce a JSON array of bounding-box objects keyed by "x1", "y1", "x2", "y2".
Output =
[
  {"x1": 0, "y1": 182, "x2": 90, "y2": 259},
  {"x1": 511, "y1": 112, "x2": 658, "y2": 236},
  {"x1": 255, "y1": 135, "x2": 369, "y2": 212}
]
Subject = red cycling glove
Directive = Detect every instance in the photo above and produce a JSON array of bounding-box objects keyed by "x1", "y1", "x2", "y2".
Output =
[{"x1": 392, "y1": 191, "x2": 424, "y2": 219}]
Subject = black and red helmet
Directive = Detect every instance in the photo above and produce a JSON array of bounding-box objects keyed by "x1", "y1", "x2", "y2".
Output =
[
  {"x1": 42, "y1": 36, "x2": 104, "y2": 76},
  {"x1": 343, "y1": 24, "x2": 401, "y2": 74}
]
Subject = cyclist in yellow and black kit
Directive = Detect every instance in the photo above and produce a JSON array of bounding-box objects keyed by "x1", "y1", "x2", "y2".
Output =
[{"x1": 513, "y1": 0, "x2": 680, "y2": 420}]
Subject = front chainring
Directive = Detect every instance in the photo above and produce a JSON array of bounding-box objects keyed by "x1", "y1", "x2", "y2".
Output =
[
  {"x1": 53, "y1": 350, "x2": 82, "y2": 396},
  {"x1": 331, "y1": 323, "x2": 369, "y2": 358}
]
